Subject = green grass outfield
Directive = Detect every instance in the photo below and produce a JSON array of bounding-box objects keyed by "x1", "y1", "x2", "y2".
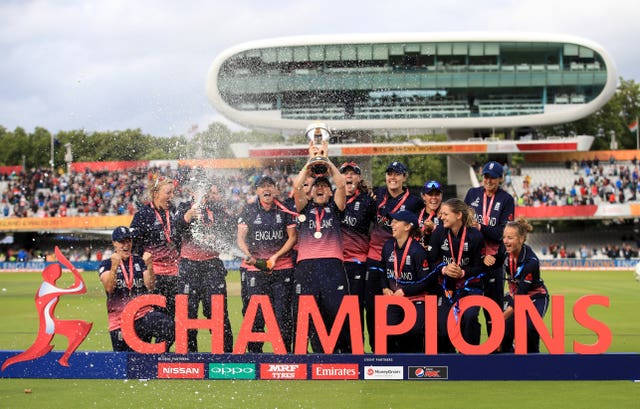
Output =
[{"x1": 1, "y1": 269, "x2": 639, "y2": 408}]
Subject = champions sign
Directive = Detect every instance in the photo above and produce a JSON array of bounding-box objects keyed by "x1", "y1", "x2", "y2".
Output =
[{"x1": 0, "y1": 254, "x2": 625, "y2": 380}]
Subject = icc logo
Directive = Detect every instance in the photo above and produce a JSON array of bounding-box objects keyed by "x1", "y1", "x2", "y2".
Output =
[{"x1": 2, "y1": 247, "x2": 92, "y2": 371}]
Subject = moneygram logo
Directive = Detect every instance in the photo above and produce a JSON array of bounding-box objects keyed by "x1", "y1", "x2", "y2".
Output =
[
  {"x1": 363, "y1": 366, "x2": 403, "y2": 380},
  {"x1": 260, "y1": 363, "x2": 307, "y2": 380},
  {"x1": 209, "y1": 363, "x2": 256, "y2": 380},
  {"x1": 311, "y1": 364, "x2": 359, "y2": 380},
  {"x1": 408, "y1": 366, "x2": 448, "y2": 380},
  {"x1": 158, "y1": 363, "x2": 204, "y2": 379}
]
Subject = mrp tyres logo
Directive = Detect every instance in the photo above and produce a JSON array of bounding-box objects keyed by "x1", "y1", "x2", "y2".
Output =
[
  {"x1": 408, "y1": 366, "x2": 448, "y2": 380},
  {"x1": 158, "y1": 363, "x2": 204, "y2": 379},
  {"x1": 209, "y1": 363, "x2": 256, "y2": 379},
  {"x1": 260, "y1": 363, "x2": 307, "y2": 379}
]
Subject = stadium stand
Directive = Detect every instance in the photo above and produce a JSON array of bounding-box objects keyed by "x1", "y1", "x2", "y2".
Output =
[
  {"x1": 510, "y1": 159, "x2": 639, "y2": 206},
  {"x1": 1, "y1": 158, "x2": 638, "y2": 264}
]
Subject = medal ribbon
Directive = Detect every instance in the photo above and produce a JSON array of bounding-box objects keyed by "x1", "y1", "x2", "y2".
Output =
[
  {"x1": 151, "y1": 203, "x2": 172, "y2": 243},
  {"x1": 481, "y1": 192, "x2": 495, "y2": 226},
  {"x1": 204, "y1": 207, "x2": 214, "y2": 225},
  {"x1": 314, "y1": 206, "x2": 325, "y2": 236},
  {"x1": 447, "y1": 226, "x2": 467, "y2": 266},
  {"x1": 273, "y1": 199, "x2": 300, "y2": 217},
  {"x1": 393, "y1": 238, "x2": 413, "y2": 280},
  {"x1": 346, "y1": 189, "x2": 360, "y2": 206},
  {"x1": 377, "y1": 189, "x2": 410, "y2": 219},
  {"x1": 419, "y1": 208, "x2": 435, "y2": 232},
  {"x1": 119, "y1": 256, "x2": 135, "y2": 292},
  {"x1": 444, "y1": 226, "x2": 469, "y2": 325}
]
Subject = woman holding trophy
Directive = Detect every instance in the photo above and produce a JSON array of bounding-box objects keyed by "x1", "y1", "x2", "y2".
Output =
[{"x1": 291, "y1": 123, "x2": 350, "y2": 353}]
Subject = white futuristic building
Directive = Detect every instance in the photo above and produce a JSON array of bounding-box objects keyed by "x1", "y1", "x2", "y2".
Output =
[{"x1": 206, "y1": 32, "x2": 617, "y2": 133}]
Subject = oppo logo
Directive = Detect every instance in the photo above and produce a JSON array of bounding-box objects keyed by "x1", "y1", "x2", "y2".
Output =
[{"x1": 209, "y1": 364, "x2": 256, "y2": 379}]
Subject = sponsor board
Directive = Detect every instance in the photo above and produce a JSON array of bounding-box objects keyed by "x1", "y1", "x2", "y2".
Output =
[
  {"x1": 408, "y1": 366, "x2": 448, "y2": 380},
  {"x1": 260, "y1": 363, "x2": 307, "y2": 380},
  {"x1": 208, "y1": 363, "x2": 256, "y2": 380},
  {"x1": 157, "y1": 363, "x2": 204, "y2": 379},
  {"x1": 363, "y1": 366, "x2": 404, "y2": 380},
  {"x1": 311, "y1": 363, "x2": 359, "y2": 380}
]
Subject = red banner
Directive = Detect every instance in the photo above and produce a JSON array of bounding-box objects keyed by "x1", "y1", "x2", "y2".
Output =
[{"x1": 515, "y1": 205, "x2": 598, "y2": 219}]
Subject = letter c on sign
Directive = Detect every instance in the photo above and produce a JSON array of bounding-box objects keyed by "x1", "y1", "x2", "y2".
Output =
[{"x1": 121, "y1": 294, "x2": 167, "y2": 353}]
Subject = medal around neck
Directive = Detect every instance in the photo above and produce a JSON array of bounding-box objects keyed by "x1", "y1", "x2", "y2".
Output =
[{"x1": 314, "y1": 231, "x2": 322, "y2": 239}]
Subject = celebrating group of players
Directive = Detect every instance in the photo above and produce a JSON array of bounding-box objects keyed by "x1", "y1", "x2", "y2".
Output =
[{"x1": 98, "y1": 139, "x2": 550, "y2": 354}]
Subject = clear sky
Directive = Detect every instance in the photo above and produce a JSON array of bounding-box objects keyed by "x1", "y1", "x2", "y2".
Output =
[{"x1": 1, "y1": 0, "x2": 638, "y2": 137}]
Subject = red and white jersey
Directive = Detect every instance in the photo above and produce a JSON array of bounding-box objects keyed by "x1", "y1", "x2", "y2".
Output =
[{"x1": 296, "y1": 199, "x2": 344, "y2": 262}]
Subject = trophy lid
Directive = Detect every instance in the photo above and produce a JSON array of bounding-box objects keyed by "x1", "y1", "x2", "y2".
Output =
[{"x1": 305, "y1": 122, "x2": 331, "y2": 143}]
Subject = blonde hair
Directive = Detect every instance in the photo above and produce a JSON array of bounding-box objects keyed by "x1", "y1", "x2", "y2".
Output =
[
  {"x1": 505, "y1": 216, "x2": 533, "y2": 240},
  {"x1": 148, "y1": 175, "x2": 174, "y2": 202}
]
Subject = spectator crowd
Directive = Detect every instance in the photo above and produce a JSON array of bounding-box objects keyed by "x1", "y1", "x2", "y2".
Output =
[
  {"x1": 512, "y1": 157, "x2": 640, "y2": 207},
  {"x1": 1, "y1": 160, "x2": 638, "y2": 265}
]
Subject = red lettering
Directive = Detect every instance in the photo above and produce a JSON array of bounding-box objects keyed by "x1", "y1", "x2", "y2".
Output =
[
  {"x1": 121, "y1": 294, "x2": 166, "y2": 353},
  {"x1": 517, "y1": 295, "x2": 565, "y2": 354},
  {"x1": 424, "y1": 295, "x2": 438, "y2": 355},
  {"x1": 573, "y1": 295, "x2": 612, "y2": 354},
  {"x1": 234, "y1": 295, "x2": 286, "y2": 354},
  {"x1": 294, "y1": 295, "x2": 362, "y2": 354},
  {"x1": 448, "y1": 295, "x2": 504, "y2": 355},
  {"x1": 119, "y1": 293, "x2": 612, "y2": 355},
  {"x1": 374, "y1": 296, "x2": 417, "y2": 354},
  {"x1": 174, "y1": 294, "x2": 225, "y2": 354}
]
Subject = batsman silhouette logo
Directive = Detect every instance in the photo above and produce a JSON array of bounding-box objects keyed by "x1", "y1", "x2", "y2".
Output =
[{"x1": 1, "y1": 247, "x2": 93, "y2": 371}]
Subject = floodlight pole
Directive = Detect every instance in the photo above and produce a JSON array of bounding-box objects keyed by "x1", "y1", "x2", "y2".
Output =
[
  {"x1": 50, "y1": 133, "x2": 55, "y2": 171},
  {"x1": 64, "y1": 143, "x2": 73, "y2": 175},
  {"x1": 636, "y1": 117, "x2": 640, "y2": 150}
]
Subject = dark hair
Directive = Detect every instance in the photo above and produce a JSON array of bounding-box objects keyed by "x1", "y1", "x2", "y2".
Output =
[{"x1": 409, "y1": 224, "x2": 422, "y2": 240}]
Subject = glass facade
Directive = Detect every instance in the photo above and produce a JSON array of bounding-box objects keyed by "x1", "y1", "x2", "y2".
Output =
[{"x1": 216, "y1": 40, "x2": 608, "y2": 122}]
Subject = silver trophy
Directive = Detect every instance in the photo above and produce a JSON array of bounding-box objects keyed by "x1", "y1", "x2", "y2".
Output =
[{"x1": 304, "y1": 122, "x2": 331, "y2": 176}]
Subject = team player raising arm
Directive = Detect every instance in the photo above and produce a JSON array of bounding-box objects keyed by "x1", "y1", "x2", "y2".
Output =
[
  {"x1": 291, "y1": 142, "x2": 351, "y2": 353},
  {"x1": 338, "y1": 161, "x2": 376, "y2": 340}
]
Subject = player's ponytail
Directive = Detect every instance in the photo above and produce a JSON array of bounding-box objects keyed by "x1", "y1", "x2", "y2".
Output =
[{"x1": 506, "y1": 216, "x2": 533, "y2": 241}]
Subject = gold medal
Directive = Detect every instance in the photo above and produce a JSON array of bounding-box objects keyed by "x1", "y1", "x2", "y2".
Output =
[
  {"x1": 314, "y1": 231, "x2": 322, "y2": 239},
  {"x1": 298, "y1": 214, "x2": 307, "y2": 222}
]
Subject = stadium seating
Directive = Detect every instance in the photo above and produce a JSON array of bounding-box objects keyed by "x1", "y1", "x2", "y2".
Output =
[{"x1": 1, "y1": 159, "x2": 637, "y2": 261}]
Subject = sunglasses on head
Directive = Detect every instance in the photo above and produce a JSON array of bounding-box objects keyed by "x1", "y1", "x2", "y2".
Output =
[
  {"x1": 153, "y1": 176, "x2": 173, "y2": 188},
  {"x1": 424, "y1": 181, "x2": 441, "y2": 190},
  {"x1": 339, "y1": 161, "x2": 360, "y2": 174}
]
